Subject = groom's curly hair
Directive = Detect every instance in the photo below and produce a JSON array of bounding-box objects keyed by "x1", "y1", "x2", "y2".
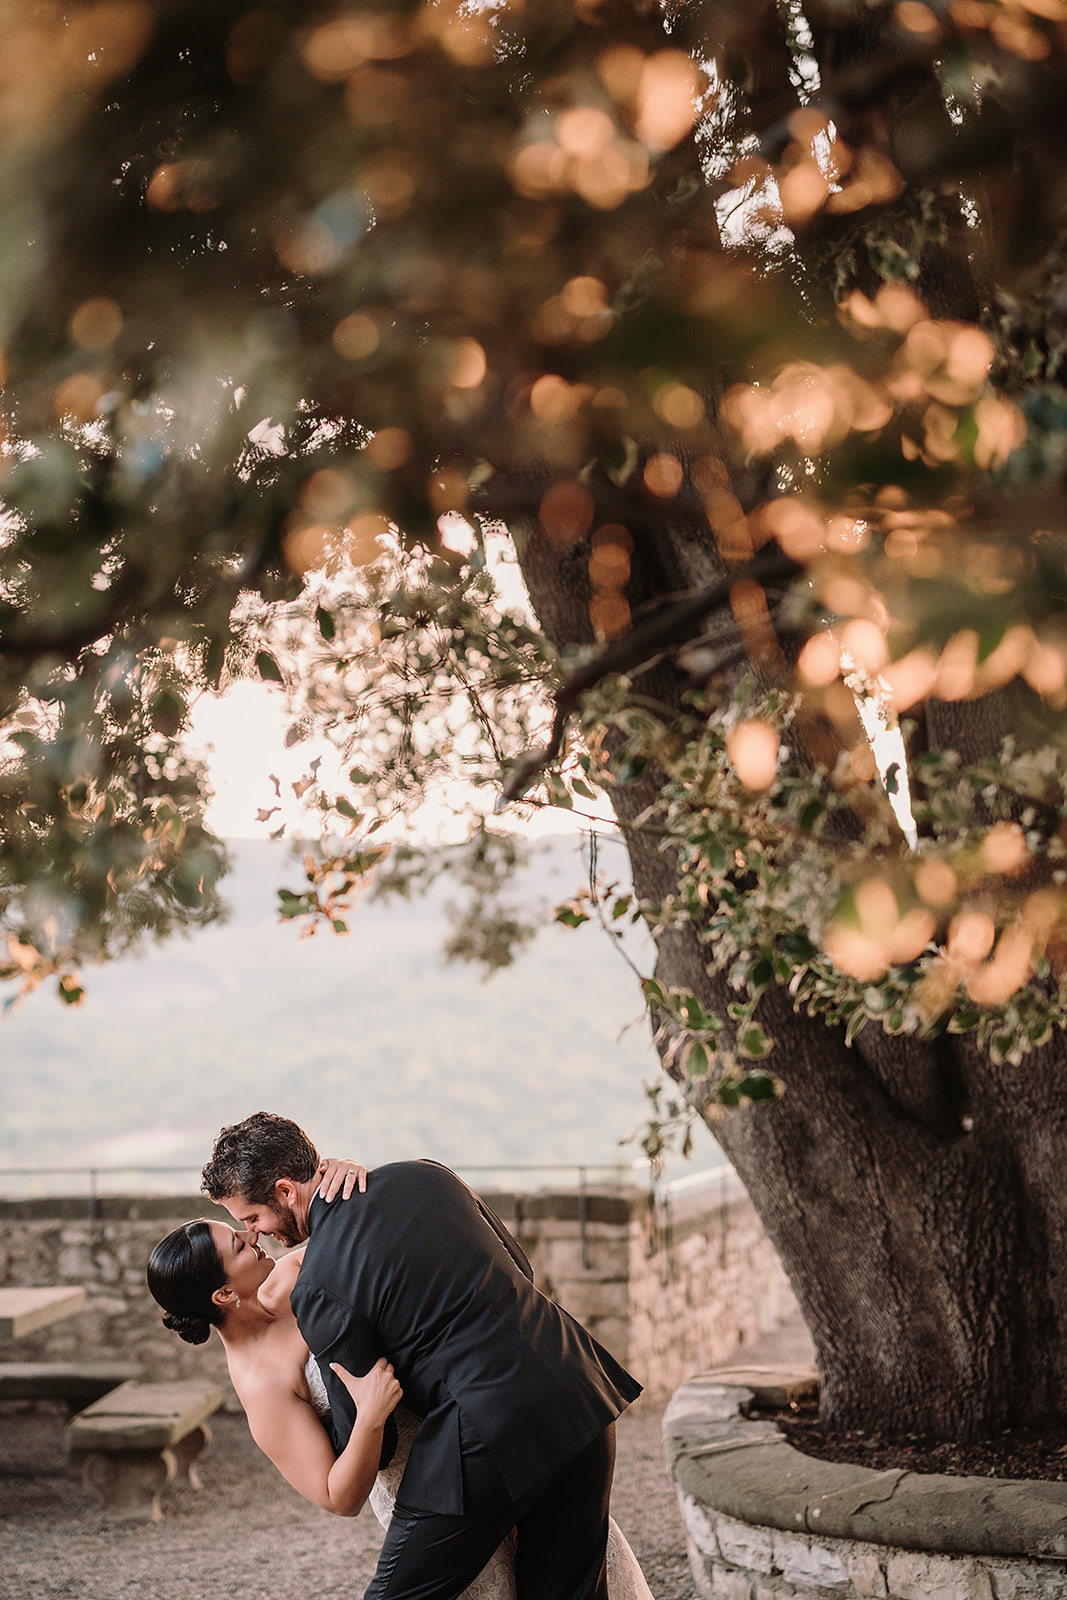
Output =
[{"x1": 201, "y1": 1111, "x2": 319, "y2": 1203}]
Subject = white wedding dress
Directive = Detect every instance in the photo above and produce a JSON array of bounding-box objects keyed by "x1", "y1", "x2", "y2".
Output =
[{"x1": 305, "y1": 1361, "x2": 654, "y2": 1600}]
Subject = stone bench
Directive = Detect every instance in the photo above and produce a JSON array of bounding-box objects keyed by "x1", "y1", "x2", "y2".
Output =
[
  {"x1": 66, "y1": 1378, "x2": 226, "y2": 1522},
  {"x1": 0, "y1": 1360, "x2": 143, "y2": 1409}
]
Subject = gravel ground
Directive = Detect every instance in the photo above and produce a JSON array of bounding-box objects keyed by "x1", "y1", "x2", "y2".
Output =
[
  {"x1": 0, "y1": 1317, "x2": 814, "y2": 1600},
  {"x1": 0, "y1": 1401, "x2": 688, "y2": 1600}
]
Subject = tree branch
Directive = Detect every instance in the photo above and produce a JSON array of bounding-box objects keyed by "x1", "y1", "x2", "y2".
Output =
[{"x1": 500, "y1": 544, "x2": 799, "y2": 801}]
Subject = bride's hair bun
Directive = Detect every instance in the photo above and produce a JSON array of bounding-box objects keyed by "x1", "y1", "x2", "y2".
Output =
[
  {"x1": 147, "y1": 1221, "x2": 227, "y2": 1344},
  {"x1": 160, "y1": 1309, "x2": 211, "y2": 1345}
]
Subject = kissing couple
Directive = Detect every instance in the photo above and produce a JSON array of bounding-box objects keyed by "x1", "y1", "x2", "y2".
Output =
[{"x1": 148, "y1": 1111, "x2": 654, "y2": 1600}]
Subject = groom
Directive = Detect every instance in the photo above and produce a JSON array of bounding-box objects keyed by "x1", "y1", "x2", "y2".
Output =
[{"x1": 201, "y1": 1112, "x2": 642, "y2": 1600}]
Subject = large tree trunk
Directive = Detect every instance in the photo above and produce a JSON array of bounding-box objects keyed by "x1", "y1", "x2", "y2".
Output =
[
  {"x1": 515, "y1": 515, "x2": 1067, "y2": 1442},
  {"x1": 500, "y1": 0, "x2": 1067, "y2": 1450}
]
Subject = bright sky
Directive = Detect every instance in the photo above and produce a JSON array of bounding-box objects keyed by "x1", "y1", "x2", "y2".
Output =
[
  {"x1": 187, "y1": 527, "x2": 909, "y2": 845},
  {"x1": 189, "y1": 652, "x2": 910, "y2": 844},
  {"x1": 188, "y1": 681, "x2": 327, "y2": 839},
  {"x1": 189, "y1": 679, "x2": 618, "y2": 844},
  {"x1": 188, "y1": 528, "x2": 617, "y2": 843},
  {"x1": 188, "y1": 523, "x2": 501, "y2": 840}
]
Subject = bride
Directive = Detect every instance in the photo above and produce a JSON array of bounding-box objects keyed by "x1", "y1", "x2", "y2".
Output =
[{"x1": 147, "y1": 1160, "x2": 654, "y2": 1600}]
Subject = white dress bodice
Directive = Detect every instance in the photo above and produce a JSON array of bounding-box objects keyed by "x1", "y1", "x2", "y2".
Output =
[{"x1": 304, "y1": 1354, "x2": 331, "y2": 1419}]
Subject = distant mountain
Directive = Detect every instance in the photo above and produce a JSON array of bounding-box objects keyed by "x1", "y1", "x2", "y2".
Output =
[{"x1": 1, "y1": 832, "x2": 726, "y2": 1193}]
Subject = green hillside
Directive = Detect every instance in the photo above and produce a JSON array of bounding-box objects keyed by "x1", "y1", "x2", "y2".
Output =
[{"x1": 1, "y1": 834, "x2": 726, "y2": 1193}]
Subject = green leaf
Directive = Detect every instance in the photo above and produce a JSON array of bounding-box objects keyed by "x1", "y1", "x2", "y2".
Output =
[
  {"x1": 544, "y1": 773, "x2": 574, "y2": 808},
  {"x1": 750, "y1": 956, "x2": 774, "y2": 991},
  {"x1": 58, "y1": 975, "x2": 84, "y2": 1006},
  {"x1": 681, "y1": 993, "x2": 708, "y2": 1028},
  {"x1": 737, "y1": 1072, "x2": 779, "y2": 1101},
  {"x1": 798, "y1": 798, "x2": 826, "y2": 831},
  {"x1": 316, "y1": 605, "x2": 336, "y2": 642},
  {"x1": 277, "y1": 889, "x2": 309, "y2": 918},
  {"x1": 554, "y1": 904, "x2": 590, "y2": 928},
  {"x1": 642, "y1": 1128, "x2": 664, "y2": 1161},
  {"x1": 686, "y1": 1040, "x2": 712, "y2": 1079},
  {"x1": 705, "y1": 839, "x2": 730, "y2": 871},
  {"x1": 335, "y1": 796, "x2": 361, "y2": 822},
  {"x1": 781, "y1": 932, "x2": 818, "y2": 962},
  {"x1": 738, "y1": 1024, "x2": 773, "y2": 1059},
  {"x1": 255, "y1": 650, "x2": 284, "y2": 684},
  {"x1": 845, "y1": 1009, "x2": 868, "y2": 1046},
  {"x1": 987, "y1": 1032, "x2": 1011, "y2": 1064},
  {"x1": 612, "y1": 755, "x2": 648, "y2": 785}
]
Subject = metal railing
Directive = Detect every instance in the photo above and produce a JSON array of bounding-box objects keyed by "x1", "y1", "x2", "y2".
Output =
[
  {"x1": 0, "y1": 1160, "x2": 652, "y2": 1198},
  {"x1": 0, "y1": 1161, "x2": 660, "y2": 1264},
  {"x1": 0, "y1": 1159, "x2": 739, "y2": 1271}
]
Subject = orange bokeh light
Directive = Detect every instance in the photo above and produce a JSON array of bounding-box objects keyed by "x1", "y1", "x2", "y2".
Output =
[
  {"x1": 635, "y1": 51, "x2": 701, "y2": 152},
  {"x1": 726, "y1": 719, "x2": 779, "y2": 791},
  {"x1": 540, "y1": 482, "x2": 594, "y2": 548},
  {"x1": 643, "y1": 454, "x2": 684, "y2": 498}
]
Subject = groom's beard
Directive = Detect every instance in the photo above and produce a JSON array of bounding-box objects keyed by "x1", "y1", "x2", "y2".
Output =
[{"x1": 270, "y1": 1201, "x2": 304, "y2": 1248}]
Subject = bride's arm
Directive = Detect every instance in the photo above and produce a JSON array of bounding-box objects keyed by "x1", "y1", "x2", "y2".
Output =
[
  {"x1": 242, "y1": 1358, "x2": 402, "y2": 1517},
  {"x1": 256, "y1": 1246, "x2": 305, "y2": 1317}
]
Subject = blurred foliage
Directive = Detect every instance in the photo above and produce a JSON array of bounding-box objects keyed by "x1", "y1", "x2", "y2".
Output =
[
  {"x1": 570, "y1": 677, "x2": 1067, "y2": 1117},
  {"x1": 3, "y1": 0, "x2": 1067, "y2": 1080}
]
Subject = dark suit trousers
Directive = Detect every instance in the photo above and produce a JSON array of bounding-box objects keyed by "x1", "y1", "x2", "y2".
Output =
[{"x1": 364, "y1": 1420, "x2": 616, "y2": 1600}]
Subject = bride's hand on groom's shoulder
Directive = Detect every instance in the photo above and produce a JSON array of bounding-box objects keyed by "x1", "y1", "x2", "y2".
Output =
[
  {"x1": 331, "y1": 1357, "x2": 403, "y2": 1428},
  {"x1": 317, "y1": 1159, "x2": 369, "y2": 1201}
]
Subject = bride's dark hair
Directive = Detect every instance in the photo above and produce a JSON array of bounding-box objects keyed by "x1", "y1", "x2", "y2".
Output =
[{"x1": 147, "y1": 1221, "x2": 227, "y2": 1345}]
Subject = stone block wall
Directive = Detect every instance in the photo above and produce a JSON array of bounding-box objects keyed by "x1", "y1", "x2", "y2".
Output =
[
  {"x1": 0, "y1": 1194, "x2": 237, "y2": 1395},
  {"x1": 0, "y1": 1171, "x2": 799, "y2": 1401},
  {"x1": 626, "y1": 1170, "x2": 799, "y2": 1394}
]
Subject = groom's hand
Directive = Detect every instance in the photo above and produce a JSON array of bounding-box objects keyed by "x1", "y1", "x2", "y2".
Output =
[{"x1": 317, "y1": 1159, "x2": 369, "y2": 1201}]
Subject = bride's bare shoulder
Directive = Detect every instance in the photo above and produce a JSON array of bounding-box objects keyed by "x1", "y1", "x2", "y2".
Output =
[
  {"x1": 257, "y1": 1246, "x2": 306, "y2": 1316},
  {"x1": 232, "y1": 1328, "x2": 307, "y2": 1419}
]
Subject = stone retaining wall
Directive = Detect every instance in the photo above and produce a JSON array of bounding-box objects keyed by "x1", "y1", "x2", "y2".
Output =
[
  {"x1": 0, "y1": 1170, "x2": 798, "y2": 1401},
  {"x1": 664, "y1": 1370, "x2": 1067, "y2": 1599}
]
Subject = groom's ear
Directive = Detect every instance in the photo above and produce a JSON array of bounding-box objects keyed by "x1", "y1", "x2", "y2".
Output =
[{"x1": 274, "y1": 1177, "x2": 298, "y2": 1205}]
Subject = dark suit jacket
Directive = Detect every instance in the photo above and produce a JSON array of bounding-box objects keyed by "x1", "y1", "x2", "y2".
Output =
[{"x1": 291, "y1": 1160, "x2": 642, "y2": 1515}]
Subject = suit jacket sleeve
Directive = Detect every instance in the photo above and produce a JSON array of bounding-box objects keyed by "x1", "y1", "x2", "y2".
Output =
[{"x1": 292, "y1": 1280, "x2": 397, "y2": 1467}]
